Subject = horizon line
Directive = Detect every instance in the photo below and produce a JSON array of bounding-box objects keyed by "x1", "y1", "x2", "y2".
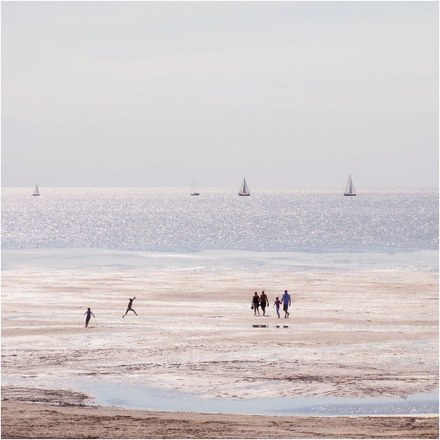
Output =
[{"x1": 2, "y1": 185, "x2": 439, "y2": 191}]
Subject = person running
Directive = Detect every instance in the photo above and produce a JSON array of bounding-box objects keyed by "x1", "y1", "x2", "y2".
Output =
[
  {"x1": 251, "y1": 292, "x2": 260, "y2": 315},
  {"x1": 84, "y1": 308, "x2": 95, "y2": 328},
  {"x1": 281, "y1": 290, "x2": 292, "y2": 318},
  {"x1": 273, "y1": 296, "x2": 281, "y2": 318},
  {"x1": 122, "y1": 296, "x2": 137, "y2": 318},
  {"x1": 260, "y1": 291, "x2": 269, "y2": 316}
]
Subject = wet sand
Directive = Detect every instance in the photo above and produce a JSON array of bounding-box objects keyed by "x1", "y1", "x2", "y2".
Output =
[{"x1": 1, "y1": 258, "x2": 439, "y2": 438}]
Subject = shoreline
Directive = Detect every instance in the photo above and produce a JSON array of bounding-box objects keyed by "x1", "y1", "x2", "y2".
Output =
[
  {"x1": 2, "y1": 386, "x2": 439, "y2": 439},
  {"x1": 2, "y1": 247, "x2": 438, "y2": 270}
]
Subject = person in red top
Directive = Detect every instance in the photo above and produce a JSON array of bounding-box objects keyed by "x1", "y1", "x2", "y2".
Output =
[
  {"x1": 251, "y1": 292, "x2": 260, "y2": 315},
  {"x1": 260, "y1": 291, "x2": 269, "y2": 316},
  {"x1": 273, "y1": 296, "x2": 281, "y2": 318}
]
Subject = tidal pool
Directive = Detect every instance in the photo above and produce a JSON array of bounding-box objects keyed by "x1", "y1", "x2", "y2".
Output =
[
  {"x1": 77, "y1": 379, "x2": 438, "y2": 416},
  {"x1": 3, "y1": 375, "x2": 438, "y2": 416}
]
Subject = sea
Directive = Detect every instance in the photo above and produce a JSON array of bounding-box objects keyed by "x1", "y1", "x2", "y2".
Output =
[{"x1": 1, "y1": 187, "x2": 438, "y2": 272}]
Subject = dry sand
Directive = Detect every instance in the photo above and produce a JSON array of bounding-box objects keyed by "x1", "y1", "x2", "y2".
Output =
[{"x1": 1, "y1": 260, "x2": 439, "y2": 438}]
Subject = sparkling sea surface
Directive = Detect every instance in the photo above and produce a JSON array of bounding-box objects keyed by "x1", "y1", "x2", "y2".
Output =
[{"x1": 2, "y1": 187, "x2": 438, "y2": 254}]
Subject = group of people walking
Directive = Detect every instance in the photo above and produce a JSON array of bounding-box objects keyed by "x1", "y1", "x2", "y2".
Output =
[
  {"x1": 252, "y1": 290, "x2": 292, "y2": 318},
  {"x1": 84, "y1": 296, "x2": 137, "y2": 327},
  {"x1": 85, "y1": 291, "x2": 292, "y2": 328}
]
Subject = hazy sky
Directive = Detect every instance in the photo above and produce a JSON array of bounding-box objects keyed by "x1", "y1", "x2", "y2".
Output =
[{"x1": 2, "y1": 1, "x2": 438, "y2": 189}]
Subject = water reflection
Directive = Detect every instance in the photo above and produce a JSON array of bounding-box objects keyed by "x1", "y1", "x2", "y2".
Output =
[{"x1": 78, "y1": 379, "x2": 438, "y2": 416}]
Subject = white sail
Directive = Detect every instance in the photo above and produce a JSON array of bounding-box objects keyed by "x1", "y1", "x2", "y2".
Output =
[
  {"x1": 238, "y1": 178, "x2": 250, "y2": 196},
  {"x1": 190, "y1": 181, "x2": 200, "y2": 196},
  {"x1": 32, "y1": 184, "x2": 40, "y2": 196},
  {"x1": 344, "y1": 175, "x2": 356, "y2": 196}
]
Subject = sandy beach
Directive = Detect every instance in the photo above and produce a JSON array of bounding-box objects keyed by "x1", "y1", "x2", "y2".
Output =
[{"x1": 1, "y1": 250, "x2": 439, "y2": 438}]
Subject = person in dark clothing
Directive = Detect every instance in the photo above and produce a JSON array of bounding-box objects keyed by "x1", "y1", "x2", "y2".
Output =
[
  {"x1": 123, "y1": 296, "x2": 137, "y2": 318},
  {"x1": 251, "y1": 292, "x2": 260, "y2": 316},
  {"x1": 84, "y1": 308, "x2": 95, "y2": 328},
  {"x1": 260, "y1": 291, "x2": 269, "y2": 316}
]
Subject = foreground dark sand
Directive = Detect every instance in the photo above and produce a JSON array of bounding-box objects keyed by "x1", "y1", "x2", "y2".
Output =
[{"x1": 1, "y1": 386, "x2": 438, "y2": 439}]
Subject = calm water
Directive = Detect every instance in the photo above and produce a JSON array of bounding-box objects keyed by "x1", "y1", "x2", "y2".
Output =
[{"x1": 2, "y1": 188, "x2": 438, "y2": 253}]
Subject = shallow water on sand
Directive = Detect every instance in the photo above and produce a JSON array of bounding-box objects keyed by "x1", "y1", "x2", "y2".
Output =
[
  {"x1": 78, "y1": 380, "x2": 440, "y2": 416},
  {"x1": 2, "y1": 375, "x2": 438, "y2": 416}
]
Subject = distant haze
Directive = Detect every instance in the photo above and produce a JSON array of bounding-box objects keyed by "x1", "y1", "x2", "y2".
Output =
[{"x1": 2, "y1": 1, "x2": 438, "y2": 189}]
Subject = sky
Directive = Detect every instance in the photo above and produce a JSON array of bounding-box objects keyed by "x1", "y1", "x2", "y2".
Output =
[{"x1": 1, "y1": 1, "x2": 438, "y2": 189}]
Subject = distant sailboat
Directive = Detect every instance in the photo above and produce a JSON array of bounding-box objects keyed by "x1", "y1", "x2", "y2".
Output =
[
  {"x1": 32, "y1": 184, "x2": 40, "y2": 196},
  {"x1": 190, "y1": 181, "x2": 200, "y2": 196},
  {"x1": 344, "y1": 175, "x2": 356, "y2": 196},
  {"x1": 238, "y1": 178, "x2": 250, "y2": 196}
]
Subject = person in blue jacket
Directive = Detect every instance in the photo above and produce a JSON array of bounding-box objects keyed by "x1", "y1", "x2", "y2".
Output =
[{"x1": 281, "y1": 290, "x2": 292, "y2": 318}]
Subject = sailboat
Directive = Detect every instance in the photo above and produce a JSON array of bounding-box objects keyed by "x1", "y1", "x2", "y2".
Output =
[
  {"x1": 238, "y1": 178, "x2": 250, "y2": 196},
  {"x1": 32, "y1": 184, "x2": 40, "y2": 197},
  {"x1": 190, "y1": 181, "x2": 200, "y2": 196},
  {"x1": 343, "y1": 174, "x2": 356, "y2": 196}
]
